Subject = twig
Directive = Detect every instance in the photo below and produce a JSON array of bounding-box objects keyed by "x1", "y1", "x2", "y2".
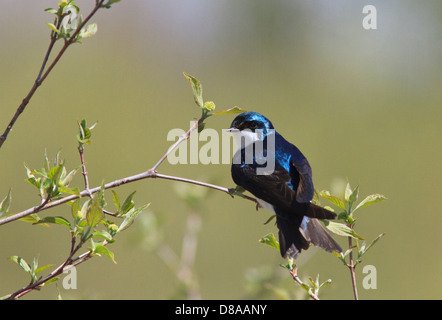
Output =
[
  {"x1": 151, "y1": 118, "x2": 201, "y2": 172},
  {"x1": 347, "y1": 236, "x2": 359, "y2": 300},
  {"x1": 0, "y1": 0, "x2": 106, "y2": 150},
  {"x1": 36, "y1": 195, "x2": 52, "y2": 212},
  {"x1": 289, "y1": 267, "x2": 320, "y2": 300},
  {"x1": 5, "y1": 234, "x2": 107, "y2": 300},
  {"x1": 78, "y1": 144, "x2": 91, "y2": 195},
  {"x1": 0, "y1": 169, "x2": 257, "y2": 226}
]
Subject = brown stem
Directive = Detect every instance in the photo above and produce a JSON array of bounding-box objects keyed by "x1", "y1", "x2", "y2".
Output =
[
  {"x1": 151, "y1": 119, "x2": 201, "y2": 172},
  {"x1": 0, "y1": 0, "x2": 105, "y2": 150},
  {"x1": 289, "y1": 267, "x2": 320, "y2": 300},
  {"x1": 0, "y1": 170, "x2": 257, "y2": 226},
  {"x1": 347, "y1": 236, "x2": 359, "y2": 300},
  {"x1": 5, "y1": 235, "x2": 105, "y2": 300},
  {"x1": 78, "y1": 145, "x2": 91, "y2": 194}
]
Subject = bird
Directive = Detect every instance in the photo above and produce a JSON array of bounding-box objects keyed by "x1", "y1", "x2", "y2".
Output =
[{"x1": 227, "y1": 111, "x2": 342, "y2": 259}]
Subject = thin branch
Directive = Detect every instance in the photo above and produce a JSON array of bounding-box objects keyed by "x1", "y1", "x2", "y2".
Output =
[
  {"x1": 0, "y1": 0, "x2": 106, "y2": 150},
  {"x1": 36, "y1": 14, "x2": 63, "y2": 82},
  {"x1": 0, "y1": 170, "x2": 149, "y2": 225},
  {"x1": 151, "y1": 118, "x2": 200, "y2": 172},
  {"x1": 289, "y1": 267, "x2": 320, "y2": 300},
  {"x1": 0, "y1": 170, "x2": 257, "y2": 226},
  {"x1": 78, "y1": 145, "x2": 91, "y2": 195},
  {"x1": 5, "y1": 234, "x2": 106, "y2": 300},
  {"x1": 36, "y1": 194, "x2": 52, "y2": 212},
  {"x1": 102, "y1": 209, "x2": 118, "y2": 217},
  {"x1": 154, "y1": 173, "x2": 230, "y2": 194},
  {"x1": 347, "y1": 236, "x2": 359, "y2": 300}
]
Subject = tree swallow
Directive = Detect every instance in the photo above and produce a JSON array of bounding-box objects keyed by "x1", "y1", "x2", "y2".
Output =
[{"x1": 228, "y1": 112, "x2": 342, "y2": 259}]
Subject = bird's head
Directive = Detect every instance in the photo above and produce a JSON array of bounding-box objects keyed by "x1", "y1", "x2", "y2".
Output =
[
  {"x1": 227, "y1": 112, "x2": 275, "y2": 149},
  {"x1": 227, "y1": 112, "x2": 274, "y2": 134}
]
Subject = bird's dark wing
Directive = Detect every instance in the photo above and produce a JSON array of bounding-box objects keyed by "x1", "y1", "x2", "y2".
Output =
[
  {"x1": 290, "y1": 157, "x2": 314, "y2": 203},
  {"x1": 231, "y1": 163, "x2": 296, "y2": 210}
]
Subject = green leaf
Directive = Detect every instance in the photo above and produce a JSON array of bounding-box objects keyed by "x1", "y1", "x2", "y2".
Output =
[
  {"x1": 70, "y1": 199, "x2": 81, "y2": 223},
  {"x1": 117, "y1": 204, "x2": 149, "y2": 233},
  {"x1": 0, "y1": 188, "x2": 12, "y2": 218},
  {"x1": 90, "y1": 244, "x2": 116, "y2": 264},
  {"x1": 9, "y1": 256, "x2": 32, "y2": 274},
  {"x1": 299, "y1": 282, "x2": 311, "y2": 293},
  {"x1": 325, "y1": 221, "x2": 365, "y2": 240},
  {"x1": 183, "y1": 72, "x2": 204, "y2": 108},
  {"x1": 319, "y1": 190, "x2": 345, "y2": 210},
  {"x1": 89, "y1": 121, "x2": 98, "y2": 130},
  {"x1": 25, "y1": 177, "x2": 41, "y2": 189},
  {"x1": 58, "y1": 186, "x2": 80, "y2": 196},
  {"x1": 45, "y1": 8, "x2": 58, "y2": 14},
  {"x1": 54, "y1": 150, "x2": 62, "y2": 166},
  {"x1": 320, "y1": 279, "x2": 332, "y2": 289},
  {"x1": 81, "y1": 226, "x2": 93, "y2": 243},
  {"x1": 348, "y1": 185, "x2": 359, "y2": 205},
  {"x1": 101, "y1": 0, "x2": 121, "y2": 9},
  {"x1": 34, "y1": 167, "x2": 48, "y2": 178},
  {"x1": 337, "y1": 211, "x2": 349, "y2": 220},
  {"x1": 120, "y1": 191, "x2": 136, "y2": 215},
  {"x1": 79, "y1": 199, "x2": 90, "y2": 220},
  {"x1": 42, "y1": 277, "x2": 60, "y2": 290},
  {"x1": 280, "y1": 262, "x2": 292, "y2": 270},
  {"x1": 48, "y1": 164, "x2": 64, "y2": 183},
  {"x1": 42, "y1": 277, "x2": 59, "y2": 287},
  {"x1": 19, "y1": 214, "x2": 52, "y2": 228},
  {"x1": 86, "y1": 199, "x2": 104, "y2": 228},
  {"x1": 33, "y1": 216, "x2": 71, "y2": 228},
  {"x1": 60, "y1": 168, "x2": 78, "y2": 187},
  {"x1": 111, "y1": 190, "x2": 120, "y2": 211},
  {"x1": 77, "y1": 120, "x2": 97, "y2": 144},
  {"x1": 46, "y1": 23, "x2": 60, "y2": 33},
  {"x1": 91, "y1": 230, "x2": 113, "y2": 241},
  {"x1": 352, "y1": 194, "x2": 387, "y2": 214},
  {"x1": 97, "y1": 181, "x2": 106, "y2": 208},
  {"x1": 44, "y1": 150, "x2": 50, "y2": 173},
  {"x1": 259, "y1": 233, "x2": 280, "y2": 251},
  {"x1": 361, "y1": 233, "x2": 386, "y2": 255},
  {"x1": 213, "y1": 106, "x2": 246, "y2": 115},
  {"x1": 35, "y1": 264, "x2": 55, "y2": 275},
  {"x1": 333, "y1": 250, "x2": 347, "y2": 265},
  {"x1": 309, "y1": 276, "x2": 318, "y2": 290}
]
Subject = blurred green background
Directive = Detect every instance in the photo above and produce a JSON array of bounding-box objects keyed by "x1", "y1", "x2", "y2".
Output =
[{"x1": 0, "y1": 0, "x2": 441, "y2": 300}]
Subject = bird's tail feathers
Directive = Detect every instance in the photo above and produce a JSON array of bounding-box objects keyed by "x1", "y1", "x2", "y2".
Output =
[
  {"x1": 276, "y1": 214, "x2": 342, "y2": 259},
  {"x1": 277, "y1": 217, "x2": 309, "y2": 259},
  {"x1": 300, "y1": 217, "x2": 342, "y2": 254}
]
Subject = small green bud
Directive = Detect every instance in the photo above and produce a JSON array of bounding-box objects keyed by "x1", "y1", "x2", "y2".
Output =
[
  {"x1": 108, "y1": 224, "x2": 119, "y2": 232},
  {"x1": 203, "y1": 101, "x2": 216, "y2": 112}
]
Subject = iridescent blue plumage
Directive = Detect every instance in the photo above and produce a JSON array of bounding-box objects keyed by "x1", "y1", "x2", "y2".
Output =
[{"x1": 229, "y1": 112, "x2": 342, "y2": 258}]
